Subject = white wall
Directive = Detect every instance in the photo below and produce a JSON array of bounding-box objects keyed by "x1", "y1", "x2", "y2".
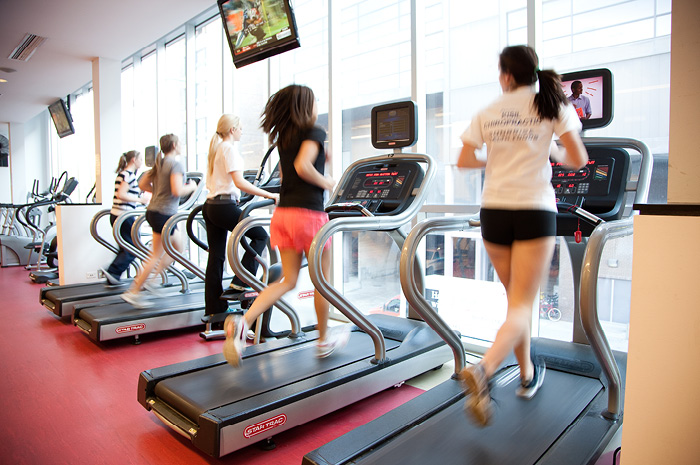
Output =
[{"x1": 16, "y1": 114, "x2": 50, "y2": 205}]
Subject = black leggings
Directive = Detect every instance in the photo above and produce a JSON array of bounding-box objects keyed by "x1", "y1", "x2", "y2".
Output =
[
  {"x1": 106, "y1": 214, "x2": 136, "y2": 278},
  {"x1": 480, "y1": 208, "x2": 556, "y2": 245},
  {"x1": 202, "y1": 201, "x2": 268, "y2": 314}
]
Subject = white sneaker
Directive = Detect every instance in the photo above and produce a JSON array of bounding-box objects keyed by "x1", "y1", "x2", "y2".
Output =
[
  {"x1": 101, "y1": 267, "x2": 121, "y2": 286},
  {"x1": 223, "y1": 315, "x2": 248, "y2": 367},
  {"x1": 121, "y1": 290, "x2": 153, "y2": 309},
  {"x1": 142, "y1": 278, "x2": 166, "y2": 297},
  {"x1": 516, "y1": 357, "x2": 546, "y2": 399},
  {"x1": 316, "y1": 324, "x2": 351, "y2": 358}
]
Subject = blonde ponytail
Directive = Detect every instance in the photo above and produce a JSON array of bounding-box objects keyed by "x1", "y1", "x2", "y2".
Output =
[{"x1": 207, "y1": 114, "x2": 241, "y2": 178}]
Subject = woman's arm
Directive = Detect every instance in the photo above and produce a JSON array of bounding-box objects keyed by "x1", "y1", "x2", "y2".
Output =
[
  {"x1": 552, "y1": 131, "x2": 589, "y2": 170},
  {"x1": 231, "y1": 171, "x2": 279, "y2": 204},
  {"x1": 138, "y1": 171, "x2": 153, "y2": 193},
  {"x1": 457, "y1": 142, "x2": 486, "y2": 169},
  {"x1": 116, "y1": 177, "x2": 147, "y2": 204},
  {"x1": 294, "y1": 140, "x2": 335, "y2": 191},
  {"x1": 170, "y1": 173, "x2": 197, "y2": 197}
]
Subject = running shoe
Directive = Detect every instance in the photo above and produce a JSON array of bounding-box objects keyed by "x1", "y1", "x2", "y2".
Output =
[
  {"x1": 460, "y1": 363, "x2": 493, "y2": 427},
  {"x1": 142, "y1": 278, "x2": 166, "y2": 297},
  {"x1": 316, "y1": 324, "x2": 351, "y2": 358},
  {"x1": 223, "y1": 314, "x2": 248, "y2": 367},
  {"x1": 101, "y1": 267, "x2": 121, "y2": 286},
  {"x1": 121, "y1": 290, "x2": 153, "y2": 309},
  {"x1": 516, "y1": 356, "x2": 546, "y2": 399}
]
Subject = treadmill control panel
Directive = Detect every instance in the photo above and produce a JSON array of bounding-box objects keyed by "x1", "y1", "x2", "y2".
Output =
[
  {"x1": 552, "y1": 157, "x2": 614, "y2": 199},
  {"x1": 553, "y1": 146, "x2": 630, "y2": 236},
  {"x1": 330, "y1": 161, "x2": 423, "y2": 216}
]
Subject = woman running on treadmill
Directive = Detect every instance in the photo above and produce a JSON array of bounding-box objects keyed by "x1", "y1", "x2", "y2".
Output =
[
  {"x1": 223, "y1": 84, "x2": 350, "y2": 367},
  {"x1": 121, "y1": 134, "x2": 197, "y2": 309},
  {"x1": 101, "y1": 150, "x2": 149, "y2": 285},
  {"x1": 457, "y1": 45, "x2": 588, "y2": 426},
  {"x1": 202, "y1": 114, "x2": 279, "y2": 317}
]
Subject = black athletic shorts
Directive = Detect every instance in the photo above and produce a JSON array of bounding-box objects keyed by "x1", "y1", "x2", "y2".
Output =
[
  {"x1": 480, "y1": 208, "x2": 556, "y2": 245},
  {"x1": 145, "y1": 210, "x2": 177, "y2": 235}
]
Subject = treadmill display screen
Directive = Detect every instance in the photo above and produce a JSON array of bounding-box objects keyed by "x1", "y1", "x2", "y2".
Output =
[
  {"x1": 551, "y1": 157, "x2": 615, "y2": 198},
  {"x1": 376, "y1": 108, "x2": 411, "y2": 145},
  {"x1": 345, "y1": 168, "x2": 412, "y2": 201}
]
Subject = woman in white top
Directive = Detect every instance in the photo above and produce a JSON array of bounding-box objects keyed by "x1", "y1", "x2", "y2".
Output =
[
  {"x1": 457, "y1": 45, "x2": 588, "y2": 426},
  {"x1": 202, "y1": 114, "x2": 279, "y2": 316}
]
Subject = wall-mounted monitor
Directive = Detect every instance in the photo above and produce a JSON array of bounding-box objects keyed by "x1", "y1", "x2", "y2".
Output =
[
  {"x1": 371, "y1": 101, "x2": 418, "y2": 150},
  {"x1": 218, "y1": 0, "x2": 301, "y2": 69},
  {"x1": 144, "y1": 145, "x2": 158, "y2": 168},
  {"x1": 560, "y1": 68, "x2": 613, "y2": 131},
  {"x1": 48, "y1": 99, "x2": 75, "y2": 138}
]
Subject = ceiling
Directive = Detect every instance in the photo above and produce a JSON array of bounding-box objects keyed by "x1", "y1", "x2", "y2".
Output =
[{"x1": 0, "y1": 0, "x2": 216, "y2": 124}]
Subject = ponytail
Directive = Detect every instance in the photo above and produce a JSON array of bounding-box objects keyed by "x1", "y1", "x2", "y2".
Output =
[
  {"x1": 499, "y1": 45, "x2": 567, "y2": 121},
  {"x1": 115, "y1": 150, "x2": 139, "y2": 173},
  {"x1": 208, "y1": 114, "x2": 241, "y2": 178},
  {"x1": 152, "y1": 134, "x2": 178, "y2": 178},
  {"x1": 533, "y1": 69, "x2": 567, "y2": 120},
  {"x1": 207, "y1": 132, "x2": 222, "y2": 178}
]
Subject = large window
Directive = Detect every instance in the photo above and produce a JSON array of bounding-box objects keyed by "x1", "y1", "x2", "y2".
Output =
[
  {"x1": 162, "y1": 36, "x2": 188, "y2": 157},
  {"x1": 118, "y1": 0, "x2": 672, "y2": 353},
  {"x1": 415, "y1": 0, "x2": 671, "y2": 351}
]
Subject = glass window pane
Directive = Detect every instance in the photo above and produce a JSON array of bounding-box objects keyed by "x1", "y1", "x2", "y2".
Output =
[
  {"x1": 136, "y1": 51, "x2": 158, "y2": 150},
  {"x1": 338, "y1": 0, "x2": 412, "y2": 168},
  {"x1": 232, "y1": 62, "x2": 269, "y2": 172},
  {"x1": 195, "y1": 18, "x2": 224, "y2": 173},
  {"x1": 121, "y1": 65, "x2": 135, "y2": 152},
  {"x1": 163, "y1": 36, "x2": 188, "y2": 160}
]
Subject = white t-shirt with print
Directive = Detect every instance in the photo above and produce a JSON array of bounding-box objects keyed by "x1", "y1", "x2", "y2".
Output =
[
  {"x1": 461, "y1": 86, "x2": 581, "y2": 212},
  {"x1": 206, "y1": 140, "x2": 244, "y2": 201}
]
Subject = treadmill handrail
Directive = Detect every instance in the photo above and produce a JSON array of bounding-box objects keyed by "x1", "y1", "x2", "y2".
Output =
[
  {"x1": 308, "y1": 153, "x2": 437, "y2": 363},
  {"x1": 162, "y1": 210, "x2": 206, "y2": 282},
  {"x1": 580, "y1": 136, "x2": 653, "y2": 205},
  {"x1": 580, "y1": 215, "x2": 633, "y2": 419},
  {"x1": 229, "y1": 215, "x2": 301, "y2": 335},
  {"x1": 399, "y1": 215, "x2": 480, "y2": 375},
  {"x1": 399, "y1": 215, "x2": 480, "y2": 376},
  {"x1": 113, "y1": 209, "x2": 149, "y2": 261},
  {"x1": 89, "y1": 208, "x2": 120, "y2": 256}
]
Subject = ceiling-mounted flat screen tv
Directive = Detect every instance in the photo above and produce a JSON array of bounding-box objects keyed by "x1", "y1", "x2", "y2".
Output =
[
  {"x1": 218, "y1": 0, "x2": 301, "y2": 69},
  {"x1": 48, "y1": 98, "x2": 75, "y2": 138}
]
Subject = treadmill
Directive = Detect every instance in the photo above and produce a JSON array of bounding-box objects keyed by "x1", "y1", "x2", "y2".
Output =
[
  {"x1": 301, "y1": 134, "x2": 653, "y2": 464},
  {"x1": 71, "y1": 176, "x2": 208, "y2": 343},
  {"x1": 40, "y1": 172, "x2": 204, "y2": 318},
  {"x1": 72, "y1": 150, "x2": 284, "y2": 343},
  {"x1": 136, "y1": 101, "x2": 455, "y2": 458}
]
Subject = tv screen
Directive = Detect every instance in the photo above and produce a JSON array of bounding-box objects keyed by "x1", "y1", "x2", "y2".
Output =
[
  {"x1": 371, "y1": 101, "x2": 418, "y2": 150},
  {"x1": 560, "y1": 68, "x2": 613, "y2": 131},
  {"x1": 218, "y1": 0, "x2": 301, "y2": 69},
  {"x1": 48, "y1": 99, "x2": 75, "y2": 138}
]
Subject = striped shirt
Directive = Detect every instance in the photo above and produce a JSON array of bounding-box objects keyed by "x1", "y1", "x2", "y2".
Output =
[{"x1": 110, "y1": 170, "x2": 141, "y2": 216}]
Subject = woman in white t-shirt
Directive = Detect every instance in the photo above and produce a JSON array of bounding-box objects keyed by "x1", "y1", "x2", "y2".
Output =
[
  {"x1": 457, "y1": 45, "x2": 589, "y2": 426},
  {"x1": 202, "y1": 114, "x2": 279, "y2": 317}
]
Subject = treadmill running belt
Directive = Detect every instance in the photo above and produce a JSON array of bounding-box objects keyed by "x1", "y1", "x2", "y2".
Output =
[
  {"x1": 77, "y1": 292, "x2": 204, "y2": 323},
  {"x1": 155, "y1": 331, "x2": 401, "y2": 422},
  {"x1": 350, "y1": 369, "x2": 602, "y2": 465}
]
